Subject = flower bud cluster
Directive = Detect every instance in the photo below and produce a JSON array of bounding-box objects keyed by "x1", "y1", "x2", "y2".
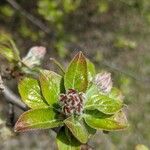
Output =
[
  {"x1": 93, "y1": 72, "x2": 112, "y2": 93},
  {"x1": 59, "y1": 89, "x2": 85, "y2": 116}
]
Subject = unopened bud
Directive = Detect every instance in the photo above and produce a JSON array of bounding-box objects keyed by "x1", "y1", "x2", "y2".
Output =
[
  {"x1": 22, "y1": 46, "x2": 46, "y2": 68},
  {"x1": 93, "y1": 72, "x2": 112, "y2": 93},
  {"x1": 59, "y1": 89, "x2": 84, "y2": 116}
]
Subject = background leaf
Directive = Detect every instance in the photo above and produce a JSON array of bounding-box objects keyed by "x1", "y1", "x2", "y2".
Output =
[
  {"x1": 0, "y1": 34, "x2": 20, "y2": 62},
  {"x1": 84, "y1": 110, "x2": 128, "y2": 131},
  {"x1": 57, "y1": 127, "x2": 81, "y2": 150},
  {"x1": 0, "y1": 46, "x2": 15, "y2": 62},
  {"x1": 18, "y1": 77, "x2": 48, "y2": 108},
  {"x1": 64, "y1": 116, "x2": 96, "y2": 143},
  {"x1": 64, "y1": 51, "x2": 88, "y2": 92},
  {"x1": 39, "y1": 70, "x2": 62, "y2": 106},
  {"x1": 14, "y1": 107, "x2": 63, "y2": 132}
]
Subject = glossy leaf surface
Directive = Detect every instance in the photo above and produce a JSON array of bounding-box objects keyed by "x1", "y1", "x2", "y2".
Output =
[
  {"x1": 84, "y1": 110, "x2": 128, "y2": 131},
  {"x1": 85, "y1": 85, "x2": 123, "y2": 114},
  {"x1": 64, "y1": 116, "x2": 95, "y2": 143},
  {"x1": 14, "y1": 108, "x2": 63, "y2": 132},
  {"x1": 86, "y1": 59, "x2": 96, "y2": 83},
  {"x1": 64, "y1": 51, "x2": 88, "y2": 92},
  {"x1": 39, "y1": 70, "x2": 62, "y2": 105},
  {"x1": 18, "y1": 78, "x2": 48, "y2": 108}
]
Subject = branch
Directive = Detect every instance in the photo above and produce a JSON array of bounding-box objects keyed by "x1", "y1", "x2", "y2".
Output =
[
  {"x1": 6, "y1": 0, "x2": 51, "y2": 34},
  {"x1": 2, "y1": 85, "x2": 28, "y2": 111}
]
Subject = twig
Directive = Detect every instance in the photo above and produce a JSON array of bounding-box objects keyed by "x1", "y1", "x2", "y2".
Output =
[
  {"x1": 2, "y1": 85, "x2": 28, "y2": 111},
  {"x1": 6, "y1": 0, "x2": 51, "y2": 34}
]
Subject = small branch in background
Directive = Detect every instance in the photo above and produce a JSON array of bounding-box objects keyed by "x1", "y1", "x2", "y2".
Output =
[
  {"x1": 2, "y1": 85, "x2": 28, "y2": 111},
  {"x1": 6, "y1": 0, "x2": 51, "y2": 34}
]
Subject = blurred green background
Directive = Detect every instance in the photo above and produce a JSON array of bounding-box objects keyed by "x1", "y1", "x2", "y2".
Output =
[{"x1": 0, "y1": 0, "x2": 150, "y2": 149}]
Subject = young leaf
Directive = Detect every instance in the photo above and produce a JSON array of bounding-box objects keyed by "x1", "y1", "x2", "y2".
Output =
[
  {"x1": 39, "y1": 70, "x2": 62, "y2": 106},
  {"x1": 108, "y1": 87, "x2": 123, "y2": 100},
  {"x1": 85, "y1": 94, "x2": 122, "y2": 114},
  {"x1": 64, "y1": 51, "x2": 88, "y2": 92},
  {"x1": 64, "y1": 116, "x2": 95, "y2": 143},
  {"x1": 57, "y1": 127, "x2": 81, "y2": 150},
  {"x1": 14, "y1": 107, "x2": 63, "y2": 132},
  {"x1": 84, "y1": 110, "x2": 128, "y2": 131},
  {"x1": 18, "y1": 77, "x2": 48, "y2": 108},
  {"x1": 86, "y1": 59, "x2": 96, "y2": 83},
  {"x1": 0, "y1": 46, "x2": 15, "y2": 62},
  {"x1": 85, "y1": 85, "x2": 123, "y2": 114},
  {"x1": 0, "y1": 35, "x2": 20, "y2": 62}
]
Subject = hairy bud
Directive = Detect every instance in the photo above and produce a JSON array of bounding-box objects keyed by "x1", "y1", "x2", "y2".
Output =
[
  {"x1": 93, "y1": 72, "x2": 112, "y2": 93},
  {"x1": 22, "y1": 46, "x2": 46, "y2": 68},
  {"x1": 59, "y1": 89, "x2": 85, "y2": 116}
]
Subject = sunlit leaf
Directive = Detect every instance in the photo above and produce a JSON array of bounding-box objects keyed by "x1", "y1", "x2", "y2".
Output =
[
  {"x1": 86, "y1": 59, "x2": 96, "y2": 83},
  {"x1": 108, "y1": 87, "x2": 123, "y2": 101},
  {"x1": 85, "y1": 85, "x2": 123, "y2": 114},
  {"x1": 39, "y1": 70, "x2": 62, "y2": 106},
  {"x1": 64, "y1": 51, "x2": 88, "y2": 92},
  {"x1": 57, "y1": 127, "x2": 81, "y2": 150},
  {"x1": 14, "y1": 107, "x2": 63, "y2": 132},
  {"x1": 84, "y1": 110, "x2": 128, "y2": 131},
  {"x1": 18, "y1": 77, "x2": 48, "y2": 108},
  {"x1": 64, "y1": 116, "x2": 96, "y2": 143}
]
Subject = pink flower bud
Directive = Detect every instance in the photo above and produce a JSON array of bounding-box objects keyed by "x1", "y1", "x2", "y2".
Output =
[
  {"x1": 22, "y1": 46, "x2": 46, "y2": 68},
  {"x1": 94, "y1": 72, "x2": 112, "y2": 93}
]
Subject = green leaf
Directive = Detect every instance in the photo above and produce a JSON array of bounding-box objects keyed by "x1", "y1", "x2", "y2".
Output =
[
  {"x1": 14, "y1": 107, "x2": 63, "y2": 132},
  {"x1": 84, "y1": 110, "x2": 128, "y2": 131},
  {"x1": 18, "y1": 77, "x2": 48, "y2": 109},
  {"x1": 57, "y1": 127, "x2": 81, "y2": 150},
  {"x1": 64, "y1": 51, "x2": 88, "y2": 92},
  {"x1": 108, "y1": 87, "x2": 123, "y2": 100},
  {"x1": 9, "y1": 38, "x2": 20, "y2": 61},
  {"x1": 85, "y1": 85, "x2": 123, "y2": 114},
  {"x1": 39, "y1": 70, "x2": 62, "y2": 106},
  {"x1": 0, "y1": 35, "x2": 20, "y2": 62},
  {"x1": 86, "y1": 59, "x2": 96, "y2": 83},
  {"x1": 64, "y1": 116, "x2": 96, "y2": 143},
  {"x1": 0, "y1": 46, "x2": 15, "y2": 62}
]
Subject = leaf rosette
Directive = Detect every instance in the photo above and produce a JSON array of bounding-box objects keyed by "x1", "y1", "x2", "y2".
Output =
[{"x1": 14, "y1": 51, "x2": 128, "y2": 149}]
